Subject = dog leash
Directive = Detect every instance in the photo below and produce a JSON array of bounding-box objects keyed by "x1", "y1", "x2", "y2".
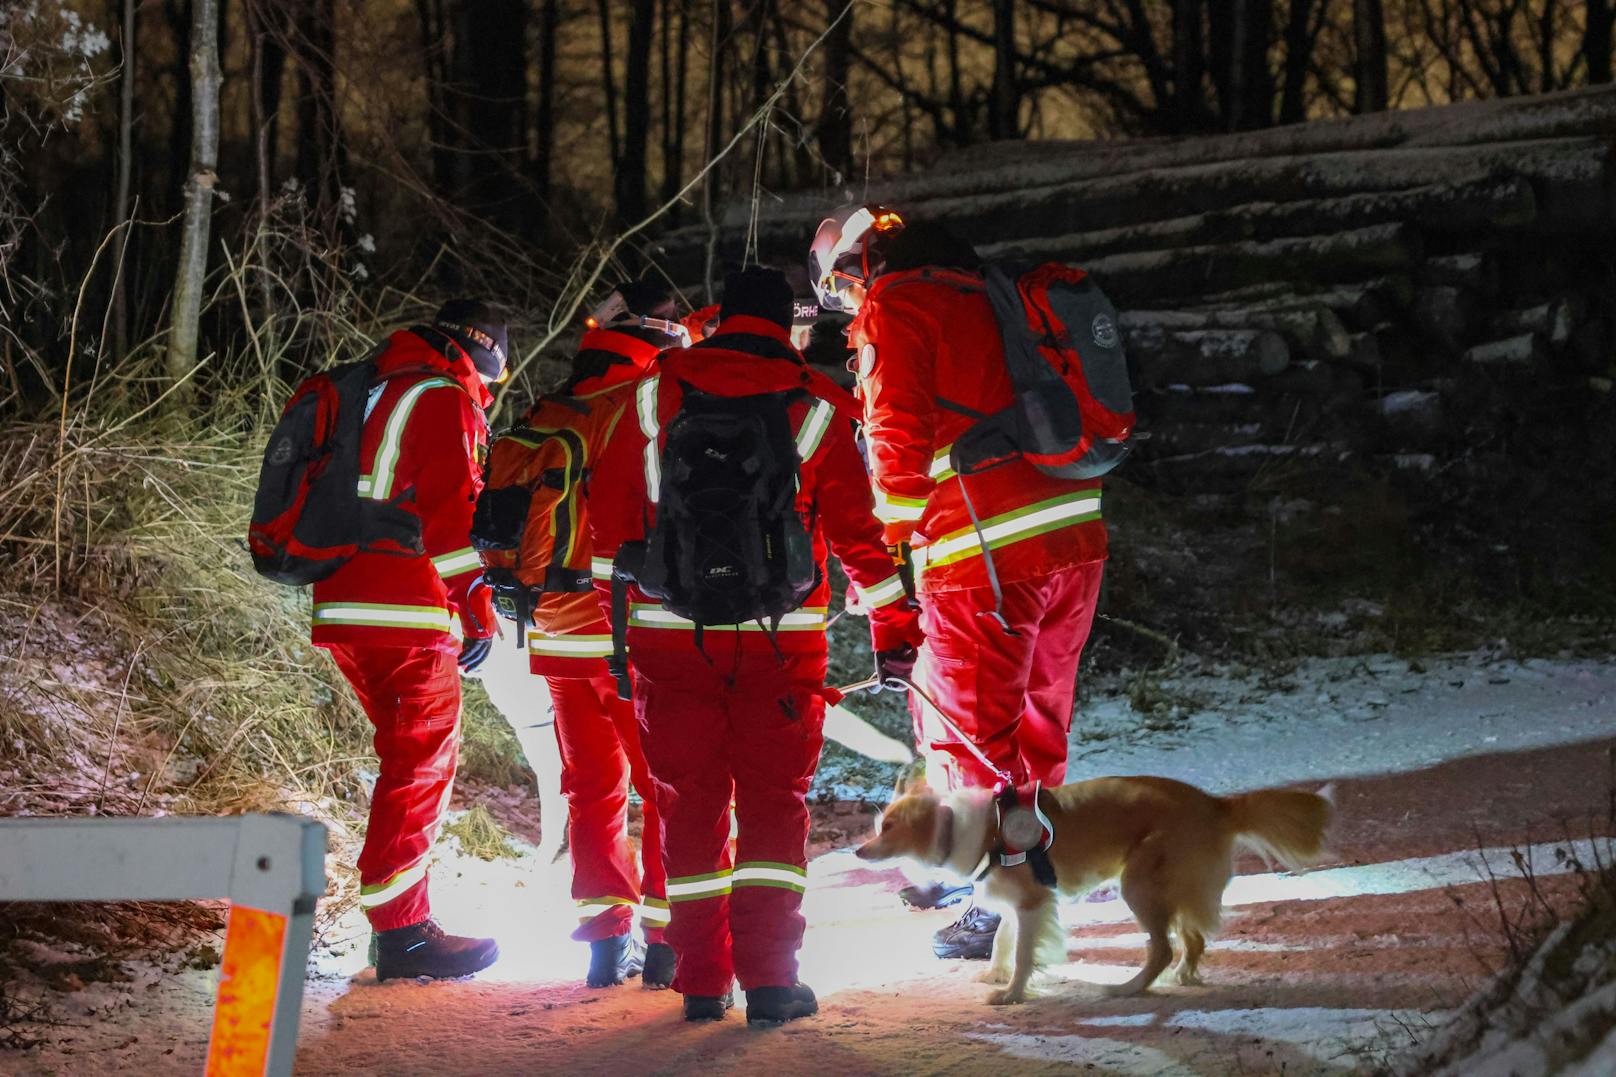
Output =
[{"x1": 828, "y1": 674, "x2": 1015, "y2": 788}]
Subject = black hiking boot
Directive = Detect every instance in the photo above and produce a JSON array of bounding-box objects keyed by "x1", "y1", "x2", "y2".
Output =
[
  {"x1": 586, "y1": 934, "x2": 644, "y2": 987},
  {"x1": 641, "y1": 941, "x2": 676, "y2": 990},
  {"x1": 374, "y1": 919, "x2": 499, "y2": 982},
  {"x1": 932, "y1": 904, "x2": 1000, "y2": 960},
  {"x1": 898, "y1": 879, "x2": 972, "y2": 910},
  {"x1": 683, "y1": 991, "x2": 734, "y2": 1022},
  {"x1": 745, "y1": 982, "x2": 818, "y2": 1027}
]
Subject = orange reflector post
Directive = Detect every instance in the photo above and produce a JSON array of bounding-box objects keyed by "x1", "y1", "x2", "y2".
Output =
[{"x1": 206, "y1": 903, "x2": 288, "y2": 1076}]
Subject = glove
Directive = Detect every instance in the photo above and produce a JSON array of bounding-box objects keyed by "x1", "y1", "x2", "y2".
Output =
[
  {"x1": 458, "y1": 635, "x2": 493, "y2": 673},
  {"x1": 874, "y1": 644, "x2": 917, "y2": 692}
]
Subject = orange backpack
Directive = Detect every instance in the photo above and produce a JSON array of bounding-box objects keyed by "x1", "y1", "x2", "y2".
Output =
[{"x1": 471, "y1": 395, "x2": 625, "y2": 638}]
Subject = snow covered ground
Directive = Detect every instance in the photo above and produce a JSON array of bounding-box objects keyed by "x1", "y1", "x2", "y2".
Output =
[{"x1": 4, "y1": 650, "x2": 1614, "y2": 1075}]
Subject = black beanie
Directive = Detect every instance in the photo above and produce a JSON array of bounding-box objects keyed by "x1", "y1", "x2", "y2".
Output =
[
  {"x1": 616, "y1": 278, "x2": 677, "y2": 319},
  {"x1": 433, "y1": 298, "x2": 508, "y2": 379},
  {"x1": 719, "y1": 267, "x2": 794, "y2": 330}
]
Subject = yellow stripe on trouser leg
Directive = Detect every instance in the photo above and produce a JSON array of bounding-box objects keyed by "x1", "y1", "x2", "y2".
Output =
[
  {"x1": 576, "y1": 896, "x2": 637, "y2": 924},
  {"x1": 665, "y1": 869, "x2": 733, "y2": 903},
  {"x1": 359, "y1": 859, "x2": 429, "y2": 909},
  {"x1": 640, "y1": 897, "x2": 671, "y2": 927},
  {"x1": 731, "y1": 861, "x2": 807, "y2": 894}
]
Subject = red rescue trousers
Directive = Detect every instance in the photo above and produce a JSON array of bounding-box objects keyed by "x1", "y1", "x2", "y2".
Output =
[
  {"x1": 548, "y1": 666, "x2": 669, "y2": 943},
  {"x1": 325, "y1": 643, "x2": 461, "y2": 932},
  {"x1": 909, "y1": 561, "x2": 1104, "y2": 791},
  {"x1": 632, "y1": 645, "x2": 826, "y2": 997}
]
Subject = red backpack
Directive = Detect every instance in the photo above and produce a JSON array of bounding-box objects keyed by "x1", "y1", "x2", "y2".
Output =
[
  {"x1": 947, "y1": 262, "x2": 1135, "y2": 480},
  {"x1": 248, "y1": 356, "x2": 424, "y2": 585}
]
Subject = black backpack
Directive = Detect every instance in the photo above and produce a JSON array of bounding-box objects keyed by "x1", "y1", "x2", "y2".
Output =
[
  {"x1": 248, "y1": 350, "x2": 431, "y2": 586},
  {"x1": 610, "y1": 387, "x2": 818, "y2": 689}
]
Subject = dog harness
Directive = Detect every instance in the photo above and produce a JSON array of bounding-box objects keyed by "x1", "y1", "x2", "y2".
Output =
[{"x1": 973, "y1": 782, "x2": 1058, "y2": 888}]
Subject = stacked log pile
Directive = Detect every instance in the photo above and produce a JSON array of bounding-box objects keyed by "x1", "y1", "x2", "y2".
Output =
[{"x1": 654, "y1": 87, "x2": 1616, "y2": 492}]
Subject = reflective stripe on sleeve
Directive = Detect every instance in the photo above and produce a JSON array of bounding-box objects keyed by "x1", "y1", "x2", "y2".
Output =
[
  {"x1": 359, "y1": 859, "x2": 429, "y2": 908},
  {"x1": 591, "y1": 557, "x2": 614, "y2": 580},
  {"x1": 912, "y1": 489, "x2": 1102, "y2": 572},
  {"x1": 854, "y1": 572, "x2": 907, "y2": 610},
  {"x1": 369, "y1": 377, "x2": 458, "y2": 501},
  {"x1": 794, "y1": 398, "x2": 835, "y2": 461},
  {"x1": 430, "y1": 546, "x2": 482, "y2": 578},
  {"x1": 312, "y1": 602, "x2": 454, "y2": 634},
  {"x1": 929, "y1": 444, "x2": 956, "y2": 481},
  {"x1": 665, "y1": 869, "x2": 732, "y2": 903},
  {"x1": 731, "y1": 861, "x2": 807, "y2": 894},
  {"x1": 636, "y1": 376, "x2": 661, "y2": 438},
  {"x1": 628, "y1": 605, "x2": 828, "y2": 632}
]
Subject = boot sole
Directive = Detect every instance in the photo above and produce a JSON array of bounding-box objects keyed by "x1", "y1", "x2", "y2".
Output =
[{"x1": 746, "y1": 1004, "x2": 818, "y2": 1028}]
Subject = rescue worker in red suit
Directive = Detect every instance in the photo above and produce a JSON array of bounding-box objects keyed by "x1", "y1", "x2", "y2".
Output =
[
  {"x1": 809, "y1": 209, "x2": 1109, "y2": 960},
  {"x1": 590, "y1": 269, "x2": 923, "y2": 1024},
  {"x1": 520, "y1": 280, "x2": 687, "y2": 989},
  {"x1": 311, "y1": 299, "x2": 505, "y2": 981}
]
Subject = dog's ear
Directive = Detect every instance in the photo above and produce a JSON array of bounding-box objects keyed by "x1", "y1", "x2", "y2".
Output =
[{"x1": 892, "y1": 758, "x2": 931, "y2": 799}]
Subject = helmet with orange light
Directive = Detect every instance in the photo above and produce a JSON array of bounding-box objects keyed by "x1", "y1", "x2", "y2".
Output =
[
  {"x1": 584, "y1": 279, "x2": 692, "y2": 348},
  {"x1": 808, "y1": 204, "x2": 905, "y2": 313}
]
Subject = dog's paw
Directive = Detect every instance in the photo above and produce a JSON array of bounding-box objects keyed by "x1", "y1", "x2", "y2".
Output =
[
  {"x1": 1102, "y1": 982, "x2": 1148, "y2": 999},
  {"x1": 974, "y1": 967, "x2": 1011, "y2": 985},
  {"x1": 1174, "y1": 968, "x2": 1204, "y2": 987},
  {"x1": 986, "y1": 987, "x2": 1026, "y2": 1006}
]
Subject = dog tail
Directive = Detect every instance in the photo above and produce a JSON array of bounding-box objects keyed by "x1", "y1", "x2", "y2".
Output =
[{"x1": 1225, "y1": 787, "x2": 1332, "y2": 873}]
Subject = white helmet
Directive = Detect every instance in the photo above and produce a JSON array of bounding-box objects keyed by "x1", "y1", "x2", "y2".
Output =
[{"x1": 808, "y1": 204, "x2": 905, "y2": 312}]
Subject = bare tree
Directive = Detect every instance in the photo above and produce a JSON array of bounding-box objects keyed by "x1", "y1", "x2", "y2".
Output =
[
  {"x1": 167, "y1": 0, "x2": 221, "y2": 399},
  {"x1": 989, "y1": 0, "x2": 1019, "y2": 137},
  {"x1": 1586, "y1": 0, "x2": 1614, "y2": 83},
  {"x1": 816, "y1": 0, "x2": 854, "y2": 182},
  {"x1": 534, "y1": 0, "x2": 560, "y2": 201},
  {"x1": 619, "y1": 0, "x2": 655, "y2": 223},
  {"x1": 111, "y1": 0, "x2": 136, "y2": 360},
  {"x1": 1353, "y1": 0, "x2": 1390, "y2": 112}
]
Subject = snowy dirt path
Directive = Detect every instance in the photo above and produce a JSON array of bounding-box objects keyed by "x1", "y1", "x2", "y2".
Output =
[{"x1": 4, "y1": 652, "x2": 1615, "y2": 1076}]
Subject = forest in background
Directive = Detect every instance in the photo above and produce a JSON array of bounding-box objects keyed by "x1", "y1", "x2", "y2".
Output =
[{"x1": 3, "y1": 0, "x2": 1616, "y2": 414}]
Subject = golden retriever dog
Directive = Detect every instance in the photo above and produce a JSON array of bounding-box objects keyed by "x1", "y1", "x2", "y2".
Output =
[{"x1": 855, "y1": 775, "x2": 1331, "y2": 1005}]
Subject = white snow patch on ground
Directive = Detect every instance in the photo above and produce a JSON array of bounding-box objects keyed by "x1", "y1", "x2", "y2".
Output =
[{"x1": 1069, "y1": 651, "x2": 1616, "y2": 794}]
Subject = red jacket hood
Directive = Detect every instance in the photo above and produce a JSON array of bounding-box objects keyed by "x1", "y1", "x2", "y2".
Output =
[
  {"x1": 378, "y1": 328, "x2": 492, "y2": 408},
  {"x1": 569, "y1": 327, "x2": 666, "y2": 398},
  {"x1": 655, "y1": 316, "x2": 859, "y2": 418}
]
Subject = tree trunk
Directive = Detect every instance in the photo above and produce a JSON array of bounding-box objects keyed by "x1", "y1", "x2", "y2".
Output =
[
  {"x1": 1126, "y1": 326, "x2": 1291, "y2": 389},
  {"x1": 1171, "y1": 0, "x2": 1207, "y2": 133},
  {"x1": 534, "y1": 0, "x2": 559, "y2": 201},
  {"x1": 989, "y1": 0, "x2": 1019, "y2": 138},
  {"x1": 597, "y1": 0, "x2": 621, "y2": 177},
  {"x1": 660, "y1": 0, "x2": 690, "y2": 212},
  {"x1": 1278, "y1": 0, "x2": 1315, "y2": 124},
  {"x1": 1587, "y1": 0, "x2": 1614, "y2": 84},
  {"x1": 112, "y1": 0, "x2": 136, "y2": 359},
  {"x1": 248, "y1": 0, "x2": 285, "y2": 359},
  {"x1": 701, "y1": 0, "x2": 730, "y2": 301},
  {"x1": 618, "y1": 0, "x2": 654, "y2": 223},
  {"x1": 166, "y1": 0, "x2": 221, "y2": 402},
  {"x1": 449, "y1": 0, "x2": 527, "y2": 220},
  {"x1": 293, "y1": 0, "x2": 344, "y2": 231},
  {"x1": 1352, "y1": 0, "x2": 1389, "y2": 112},
  {"x1": 816, "y1": 0, "x2": 854, "y2": 184}
]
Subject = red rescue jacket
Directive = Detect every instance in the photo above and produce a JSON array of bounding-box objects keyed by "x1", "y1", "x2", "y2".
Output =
[
  {"x1": 311, "y1": 329, "x2": 492, "y2": 653},
  {"x1": 521, "y1": 327, "x2": 663, "y2": 676},
  {"x1": 848, "y1": 267, "x2": 1108, "y2": 594},
  {"x1": 589, "y1": 316, "x2": 922, "y2": 658}
]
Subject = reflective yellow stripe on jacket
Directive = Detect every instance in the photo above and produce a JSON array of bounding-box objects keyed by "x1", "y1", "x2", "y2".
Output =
[{"x1": 911, "y1": 488, "x2": 1102, "y2": 573}]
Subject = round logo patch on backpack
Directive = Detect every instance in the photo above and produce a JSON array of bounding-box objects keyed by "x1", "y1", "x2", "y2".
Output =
[{"x1": 1091, "y1": 313, "x2": 1119, "y2": 350}]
